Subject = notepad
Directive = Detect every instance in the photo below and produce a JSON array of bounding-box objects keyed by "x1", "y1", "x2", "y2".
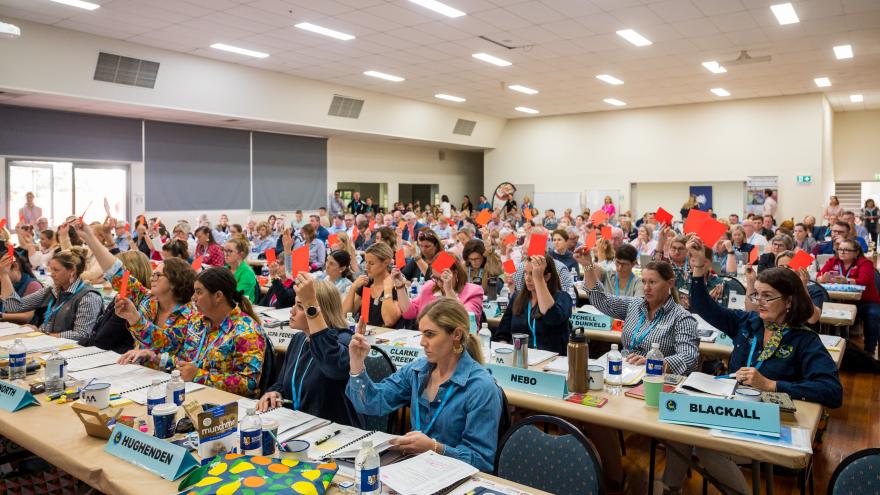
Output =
[
  {"x1": 57, "y1": 347, "x2": 122, "y2": 372},
  {"x1": 676, "y1": 372, "x2": 736, "y2": 397},
  {"x1": 297, "y1": 423, "x2": 398, "y2": 461},
  {"x1": 544, "y1": 353, "x2": 644, "y2": 386},
  {"x1": 69, "y1": 364, "x2": 205, "y2": 404},
  {"x1": 380, "y1": 450, "x2": 478, "y2": 495},
  {"x1": 236, "y1": 399, "x2": 329, "y2": 443},
  {"x1": 0, "y1": 324, "x2": 31, "y2": 337},
  {"x1": 818, "y1": 334, "x2": 843, "y2": 350},
  {"x1": 491, "y1": 343, "x2": 557, "y2": 366},
  {"x1": 709, "y1": 426, "x2": 812, "y2": 454},
  {"x1": 1, "y1": 335, "x2": 77, "y2": 353}
]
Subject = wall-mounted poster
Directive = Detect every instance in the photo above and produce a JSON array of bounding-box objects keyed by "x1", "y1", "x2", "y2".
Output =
[
  {"x1": 746, "y1": 176, "x2": 778, "y2": 217},
  {"x1": 689, "y1": 186, "x2": 713, "y2": 211}
]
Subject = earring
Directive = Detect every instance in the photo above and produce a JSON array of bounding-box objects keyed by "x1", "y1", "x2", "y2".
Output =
[{"x1": 453, "y1": 342, "x2": 464, "y2": 354}]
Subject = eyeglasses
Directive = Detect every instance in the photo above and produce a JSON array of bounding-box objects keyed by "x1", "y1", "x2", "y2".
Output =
[
  {"x1": 831, "y1": 229, "x2": 847, "y2": 235},
  {"x1": 836, "y1": 248, "x2": 856, "y2": 253},
  {"x1": 150, "y1": 272, "x2": 166, "y2": 281},
  {"x1": 747, "y1": 293, "x2": 783, "y2": 304},
  {"x1": 222, "y1": 249, "x2": 236, "y2": 255}
]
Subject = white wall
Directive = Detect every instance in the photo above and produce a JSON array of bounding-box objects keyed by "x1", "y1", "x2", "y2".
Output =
[
  {"x1": 633, "y1": 181, "x2": 745, "y2": 220},
  {"x1": 834, "y1": 109, "x2": 880, "y2": 182},
  {"x1": 485, "y1": 94, "x2": 831, "y2": 222}
]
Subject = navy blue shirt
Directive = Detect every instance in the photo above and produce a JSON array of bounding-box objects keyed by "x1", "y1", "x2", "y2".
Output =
[
  {"x1": 689, "y1": 277, "x2": 842, "y2": 408},
  {"x1": 493, "y1": 290, "x2": 572, "y2": 355}
]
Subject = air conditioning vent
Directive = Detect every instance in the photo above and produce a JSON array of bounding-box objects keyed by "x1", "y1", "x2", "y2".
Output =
[
  {"x1": 328, "y1": 95, "x2": 364, "y2": 119},
  {"x1": 94, "y1": 52, "x2": 160, "y2": 89},
  {"x1": 453, "y1": 119, "x2": 476, "y2": 136}
]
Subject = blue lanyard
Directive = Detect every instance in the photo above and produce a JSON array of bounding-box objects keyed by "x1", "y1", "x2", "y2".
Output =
[
  {"x1": 467, "y1": 267, "x2": 483, "y2": 283},
  {"x1": 43, "y1": 279, "x2": 85, "y2": 323},
  {"x1": 746, "y1": 330, "x2": 787, "y2": 370},
  {"x1": 411, "y1": 381, "x2": 455, "y2": 436},
  {"x1": 837, "y1": 261, "x2": 855, "y2": 279},
  {"x1": 290, "y1": 337, "x2": 314, "y2": 411},
  {"x1": 615, "y1": 274, "x2": 633, "y2": 296},
  {"x1": 526, "y1": 301, "x2": 537, "y2": 347},
  {"x1": 630, "y1": 307, "x2": 664, "y2": 350}
]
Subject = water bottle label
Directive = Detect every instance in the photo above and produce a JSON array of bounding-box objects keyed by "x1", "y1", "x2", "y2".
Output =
[
  {"x1": 646, "y1": 359, "x2": 664, "y2": 376},
  {"x1": 147, "y1": 397, "x2": 165, "y2": 415},
  {"x1": 172, "y1": 388, "x2": 185, "y2": 406},
  {"x1": 609, "y1": 361, "x2": 622, "y2": 376},
  {"x1": 9, "y1": 353, "x2": 26, "y2": 368},
  {"x1": 360, "y1": 467, "x2": 380, "y2": 492},
  {"x1": 240, "y1": 429, "x2": 262, "y2": 452}
]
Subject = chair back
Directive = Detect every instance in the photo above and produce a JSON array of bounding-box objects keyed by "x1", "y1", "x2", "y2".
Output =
[
  {"x1": 874, "y1": 268, "x2": 880, "y2": 293},
  {"x1": 717, "y1": 275, "x2": 746, "y2": 307},
  {"x1": 494, "y1": 415, "x2": 604, "y2": 494},
  {"x1": 257, "y1": 332, "x2": 278, "y2": 397},
  {"x1": 361, "y1": 345, "x2": 397, "y2": 433},
  {"x1": 828, "y1": 448, "x2": 880, "y2": 494}
]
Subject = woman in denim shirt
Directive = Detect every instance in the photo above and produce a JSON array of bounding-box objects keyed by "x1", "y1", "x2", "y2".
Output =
[{"x1": 346, "y1": 298, "x2": 502, "y2": 472}]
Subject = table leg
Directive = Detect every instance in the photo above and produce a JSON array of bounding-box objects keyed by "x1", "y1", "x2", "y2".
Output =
[
  {"x1": 649, "y1": 438, "x2": 656, "y2": 490},
  {"x1": 764, "y1": 462, "x2": 775, "y2": 495},
  {"x1": 752, "y1": 460, "x2": 761, "y2": 495}
]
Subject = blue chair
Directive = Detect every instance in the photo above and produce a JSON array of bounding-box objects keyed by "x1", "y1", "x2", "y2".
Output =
[
  {"x1": 494, "y1": 415, "x2": 604, "y2": 494},
  {"x1": 828, "y1": 448, "x2": 880, "y2": 494}
]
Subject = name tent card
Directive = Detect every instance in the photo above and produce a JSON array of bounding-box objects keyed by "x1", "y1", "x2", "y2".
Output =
[
  {"x1": 105, "y1": 424, "x2": 198, "y2": 480},
  {"x1": 570, "y1": 312, "x2": 613, "y2": 331},
  {"x1": 373, "y1": 345, "x2": 425, "y2": 368},
  {"x1": 0, "y1": 380, "x2": 40, "y2": 412},
  {"x1": 266, "y1": 327, "x2": 299, "y2": 348},
  {"x1": 658, "y1": 392, "x2": 781, "y2": 436},
  {"x1": 487, "y1": 364, "x2": 568, "y2": 399}
]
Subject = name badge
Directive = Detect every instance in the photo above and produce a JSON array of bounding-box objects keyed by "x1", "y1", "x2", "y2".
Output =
[
  {"x1": 373, "y1": 345, "x2": 425, "y2": 368},
  {"x1": 0, "y1": 380, "x2": 40, "y2": 412},
  {"x1": 266, "y1": 327, "x2": 299, "y2": 349},
  {"x1": 728, "y1": 293, "x2": 746, "y2": 310},
  {"x1": 105, "y1": 424, "x2": 198, "y2": 480},
  {"x1": 487, "y1": 364, "x2": 568, "y2": 399},
  {"x1": 658, "y1": 392, "x2": 781, "y2": 436},
  {"x1": 570, "y1": 312, "x2": 612, "y2": 331}
]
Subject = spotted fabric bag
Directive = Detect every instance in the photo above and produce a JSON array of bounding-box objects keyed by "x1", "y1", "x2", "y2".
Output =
[{"x1": 178, "y1": 453, "x2": 338, "y2": 495}]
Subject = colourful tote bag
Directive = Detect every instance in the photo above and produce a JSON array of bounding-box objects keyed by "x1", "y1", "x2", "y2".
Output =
[{"x1": 178, "y1": 453, "x2": 338, "y2": 495}]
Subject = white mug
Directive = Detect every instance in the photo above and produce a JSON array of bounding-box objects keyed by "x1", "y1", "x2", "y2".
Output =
[
  {"x1": 494, "y1": 348, "x2": 514, "y2": 366},
  {"x1": 588, "y1": 365, "x2": 605, "y2": 391},
  {"x1": 81, "y1": 382, "x2": 111, "y2": 409}
]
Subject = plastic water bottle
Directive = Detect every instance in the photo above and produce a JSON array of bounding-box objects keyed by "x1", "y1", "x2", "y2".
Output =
[
  {"x1": 570, "y1": 267, "x2": 579, "y2": 283},
  {"x1": 567, "y1": 284, "x2": 578, "y2": 306},
  {"x1": 468, "y1": 312, "x2": 478, "y2": 335},
  {"x1": 8, "y1": 339, "x2": 26, "y2": 380},
  {"x1": 144, "y1": 377, "x2": 165, "y2": 415},
  {"x1": 346, "y1": 312, "x2": 357, "y2": 333},
  {"x1": 240, "y1": 407, "x2": 263, "y2": 455},
  {"x1": 355, "y1": 439, "x2": 381, "y2": 495},
  {"x1": 167, "y1": 370, "x2": 185, "y2": 406},
  {"x1": 410, "y1": 278, "x2": 420, "y2": 298},
  {"x1": 261, "y1": 265, "x2": 270, "y2": 277},
  {"x1": 607, "y1": 344, "x2": 623, "y2": 396},
  {"x1": 479, "y1": 323, "x2": 492, "y2": 361},
  {"x1": 645, "y1": 342, "x2": 665, "y2": 377},
  {"x1": 44, "y1": 348, "x2": 66, "y2": 395}
]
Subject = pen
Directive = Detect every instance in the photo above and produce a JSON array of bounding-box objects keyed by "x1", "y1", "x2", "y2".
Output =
[
  {"x1": 315, "y1": 429, "x2": 341, "y2": 445},
  {"x1": 714, "y1": 374, "x2": 735, "y2": 380},
  {"x1": 265, "y1": 429, "x2": 286, "y2": 453}
]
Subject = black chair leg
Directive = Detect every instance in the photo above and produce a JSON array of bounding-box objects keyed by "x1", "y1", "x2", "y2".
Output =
[
  {"x1": 648, "y1": 438, "x2": 657, "y2": 491},
  {"x1": 618, "y1": 430, "x2": 626, "y2": 456},
  {"x1": 702, "y1": 477, "x2": 708, "y2": 495}
]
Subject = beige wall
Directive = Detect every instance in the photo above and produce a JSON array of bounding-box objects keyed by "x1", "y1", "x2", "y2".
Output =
[
  {"x1": 633, "y1": 181, "x2": 745, "y2": 220},
  {"x1": 485, "y1": 94, "x2": 832, "y2": 221},
  {"x1": 834, "y1": 109, "x2": 880, "y2": 182}
]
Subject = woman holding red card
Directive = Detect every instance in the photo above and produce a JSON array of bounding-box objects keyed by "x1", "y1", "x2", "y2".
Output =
[
  {"x1": 343, "y1": 242, "x2": 403, "y2": 329},
  {"x1": 395, "y1": 253, "x2": 484, "y2": 324}
]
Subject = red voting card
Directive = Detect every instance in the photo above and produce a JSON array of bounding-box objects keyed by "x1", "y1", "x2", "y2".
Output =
[
  {"x1": 118, "y1": 271, "x2": 130, "y2": 299},
  {"x1": 749, "y1": 246, "x2": 759, "y2": 265},
  {"x1": 0, "y1": 219, "x2": 6, "y2": 230},
  {"x1": 395, "y1": 249, "x2": 406, "y2": 268},
  {"x1": 584, "y1": 230, "x2": 597, "y2": 250},
  {"x1": 695, "y1": 219, "x2": 728, "y2": 248},
  {"x1": 601, "y1": 226, "x2": 612, "y2": 240},
  {"x1": 683, "y1": 209, "x2": 710, "y2": 234},
  {"x1": 265, "y1": 248, "x2": 276, "y2": 265},
  {"x1": 590, "y1": 210, "x2": 608, "y2": 226},
  {"x1": 788, "y1": 250, "x2": 814, "y2": 271},
  {"x1": 153, "y1": 217, "x2": 162, "y2": 230},
  {"x1": 523, "y1": 208, "x2": 533, "y2": 222},
  {"x1": 503, "y1": 258, "x2": 517, "y2": 275},
  {"x1": 6, "y1": 243, "x2": 14, "y2": 259},
  {"x1": 360, "y1": 287, "x2": 371, "y2": 323},
  {"x1": 327, "y1": 233, "x2": 339, "y2": 247},
  {"x1": 124, "y1": 223, "x2": 130, "y2": 233},
  {"x1": 191, "y1": 256, "x2": 203, "y2": 271},
  {"x1": 431, "y1": 252, "x2": 455, "y2": 274},
  {"x1": 397, "y1": 222, "x2": 406, "y2": 232},
  {"x1": 527, "y1": 233, "x2": 548, "y2": 257},
  {"x1": 368, "y1": 220, "x2": 376, "y2": 231},
  {"x1": 18, "y1": 213, "x2": 24, "y2": 225},
  {"x1": 351, "y1": 226, "x2": 359, "y2": 242},
  {"x1": 291, "y1": 245, "x2": 309, "y2": 276},
  {"x1": 475, "y1": 209, "x2": 492, "y2": 226},
  {"x1": 655, "y1": 207, "x2": 673, "y2": 226},
  {"x1": 503, "y1": 233, "x2": 517, "y2": 245},
  {"x1": 79, "y1": 201, "x2": 93, "y2": 223}
]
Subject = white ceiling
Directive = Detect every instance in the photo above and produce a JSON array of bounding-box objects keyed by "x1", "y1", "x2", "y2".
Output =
[{"x1": 1, "y1": 0, "x2": 879, "y2": 118}]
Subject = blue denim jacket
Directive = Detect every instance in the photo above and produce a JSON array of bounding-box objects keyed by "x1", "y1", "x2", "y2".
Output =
[{"x1": 346, "y1": 351, "x2": 502, "y2": 472}]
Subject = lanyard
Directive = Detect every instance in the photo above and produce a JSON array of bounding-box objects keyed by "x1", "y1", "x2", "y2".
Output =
[
  {"x1": 630, "y1": 307, "x2": 665, "y2": 350},
  {"x1": 616, "y1": 274, "x2": 633, "y2": 296},
  {"x1": 44, "y1": 279, "x2": 85, "y2": 323},
  {"x1": 468, "y1": 267, "x2": 483, "y2": 283},
  {"x1": 290, "y1": 337, "x2": 314, "y2": 411},
  {"x1": 836, "y1": 260, "x2": 856, "y2": 279},
  {"x1": 526, "y1": 301, "x2": 538, "y2": 347},
  {"x1": 746, "y1": 330, "x2": 787, "y2": 370},
  {"x1": 411, "y1": 381, "x2": 455, "y2": 436}
]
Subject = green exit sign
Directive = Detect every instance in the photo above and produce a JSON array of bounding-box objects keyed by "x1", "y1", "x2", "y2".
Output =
[
  {"x1": 796, "y1": 175, "x2": 812, "y2": 184},
  {"x1": 875, "y1": 173, "x2": 880, "y2": 181}
]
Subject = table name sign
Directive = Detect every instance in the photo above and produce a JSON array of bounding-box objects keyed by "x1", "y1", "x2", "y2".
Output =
[
  {"x1": 373, "y1": 345, "x2": 425, "y2": 368},
  {"x1": 105, "y1": 424, "x2": 198, "y2": 480},
  {"x1": 658, "y1": 392, "x2": 781, "y2": 436},
  {"x1": 570, "y1": 312, "x2": 613, "y2": 331},
  {"x1": 487, "y1": 364, "x2": 568, "y2": 399},
  {"x1": 0, "y1": 380, "x2": 40, "y2": 412}
]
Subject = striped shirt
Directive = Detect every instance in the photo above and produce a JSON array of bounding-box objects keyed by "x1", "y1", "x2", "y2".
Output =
[
  {"x1": 587, "y1": 283, "x2": 700, "y2": 375},
  {"x1": 2, "y1": 280, "x2": 103, "y2": 342}
]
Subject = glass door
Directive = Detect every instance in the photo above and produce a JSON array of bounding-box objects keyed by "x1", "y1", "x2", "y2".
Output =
[{"x1": 73, "y1": 165, "x2": 128, "y2": 223}]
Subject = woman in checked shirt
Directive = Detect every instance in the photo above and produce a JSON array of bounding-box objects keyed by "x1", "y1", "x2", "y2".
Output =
[{"x1": 576, "y1": 251, "x2": 700, "y2": 376}]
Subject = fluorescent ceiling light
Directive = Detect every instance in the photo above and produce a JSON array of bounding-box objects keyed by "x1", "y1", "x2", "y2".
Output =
[
  {"x1": 833, "y1": 44, "x2": 853, "y2": 60},
  {"x1": 408, "y1": 0, "x2": 465, "y2": 18},
  {"x1": 210, "y1": 43, "x2": 269, "y2": 59},
  {"x1": 515, "y1": 106, "x2": 539, "y2": 114},
  {"x1": 702, "y1": 61, "x2": 727, "y2": 74},
  {"x1": 435, "y1": 93, "x2": 465, "y2": 102},
  {"x1": 814, "y1": 77, "x2": 831, "y2": 88},
  {"x1": 364, "y1": 70, "x2": 404, "y2": 82},
  {"x1": 604, "y1": 98, "x2": 626, "y2": 107},
  {"x1": 294, "y1": 22, "x2": 355, "y2": 41},
  {"x1": 850, "y1": 94, "x2": 864, "y2": 103},
  {"x1": 49, "y1": 0, "x2": 100, "y2": 10},
  {"x1": 770, "y1": 3, "x2": 799, "y2": 25},
  {"x1": 508, "y1": 84, "x2": 538, "y2": 95},
  {"x1": 616, "y1": 29, "x2": 652, "y2": 47},
  {"x1": 710, "y1": 88, "x2": 731, "y2": 97},
  {"x1": 596, "y1": 74, "x2": 624, "y2": 85},
  {"x1": 472, "y1": 52, "x2": 512, "y2": 67}
]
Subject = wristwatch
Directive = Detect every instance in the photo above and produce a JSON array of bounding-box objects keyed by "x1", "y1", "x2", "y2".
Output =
[{"x1": 305, "y1": 305, "x2": 321, "y2": 319}]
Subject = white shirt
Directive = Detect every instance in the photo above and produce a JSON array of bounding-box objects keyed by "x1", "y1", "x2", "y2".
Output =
[
  {"x1": 762, "y1": 196, "x2": 777, "y2": 217},
  {"x1": 440, "y1": 201, "x2": 452, "y2": 218},
  {"x1": 747, "y1": 232, "x2": 769, "y2": 247}
]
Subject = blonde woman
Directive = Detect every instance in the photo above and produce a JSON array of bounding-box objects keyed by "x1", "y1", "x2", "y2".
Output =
[
  {"x1": 332, "y1": 231, "x2": 361, "y2": 274},
  {"x1": 343, "y1": 243, "x2": 403, "y2": 328},
  {"x1": 681, "y1": 194, "x2": 698, "y2": 220}
]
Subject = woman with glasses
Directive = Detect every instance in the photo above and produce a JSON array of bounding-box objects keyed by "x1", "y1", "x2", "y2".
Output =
[
  {"x1": 224, "y1": 235, "x2": 258, "y2": 303},
  {"x1": 598, "y1": 244, "x2": 643, "y2": 297},
  {"x1": 629, "y1": 224, "x2": 657, "y2": 256},
  {"x1": 401, "y1": 228, "x2": 441, "y2": 281},
  {"x1": 818, "y1": 238, "x2": 880, "y2": 355},
  {"x1": 461, "y1": 240, "x2": 502, "y2": 298},
  {"x1": 395, "y1": 254, "x2": 484, "y2": 325},
  {"x1": 656, "y1": 238, "x2": 843, "y2": 495},
  {"x1": 756, "y1": 233, "x2": 793, "y2": 272}
]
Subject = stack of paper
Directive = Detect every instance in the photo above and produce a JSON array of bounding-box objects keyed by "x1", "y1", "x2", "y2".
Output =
[
  {"x1": 709, "y1": 426, "x2": 812, "y2": 454},
  {"x1": 1, "y1": 335, "x2": 77, "y2": 353},
  {"x1": 544, "y1": 354, "x2": 644, "y2": 386},
  {"x1": 237, "y1": 399, "x2": 329, "y2": 443},
  {"x1": 371, "y1": 329, "x2": 422, "y2": 347},
  {"x1": 258, "y1": 307, "x2": 293, "y2": 327},
  {"x1": 0, "y1": 323, "x2": 31, "y2": 338},
  {"x1": 58, "y1": 346, "x2": 121, "y2": 372},
  {"x1": 676, "y1": 372, "x2": 736, "y2": 398},
  {"x1": 296, "y1": 423, "x2": 398, "y2": 461},
  {"x1": 69, "y1": 364, "x2": 205, "y2": 404},
  {"x1": 491, "y1": 343, "x2": 557, "y2": 366},
  {"x1": 380, "y1": 451, "x2": 478, "y2": 495},
  {"x1": 819, "y1": 334, "x2": 843, "y2": 351}
]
